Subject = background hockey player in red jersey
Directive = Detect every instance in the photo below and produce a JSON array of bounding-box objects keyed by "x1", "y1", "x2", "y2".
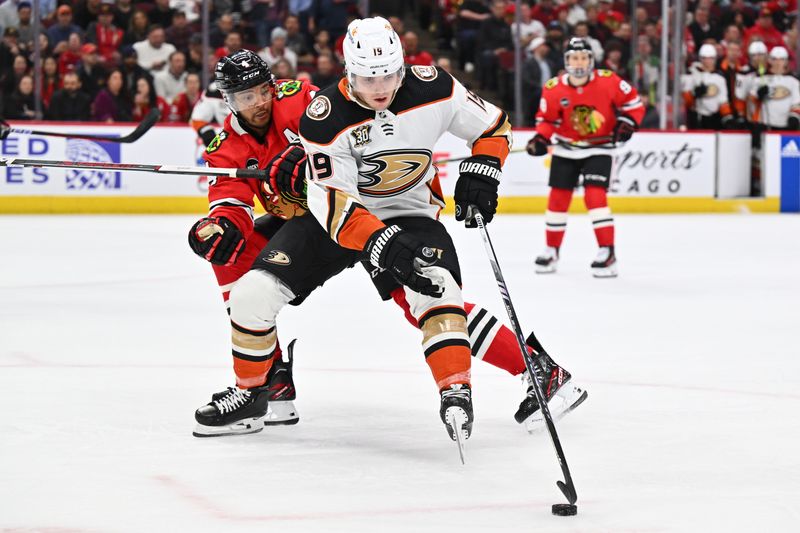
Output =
[
  {"x1": 189, "y1": 48, "x2": 586, "y2": 439},
  {"x1": 527, "y1": 37, "x2": 644, "y2": 278}
]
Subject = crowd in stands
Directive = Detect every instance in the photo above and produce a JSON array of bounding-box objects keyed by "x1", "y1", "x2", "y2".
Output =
[{"x1": 0, "y1": 0, "x2": 797, "y2": 132}]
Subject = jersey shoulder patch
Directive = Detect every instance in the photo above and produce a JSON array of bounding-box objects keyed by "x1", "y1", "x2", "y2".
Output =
[
  {"x1": 597, "y1": 69, "x2": 614, "y2": 77},
  {"x1": 390, "y1": 66, "x2": 454, "y2": 114},
  {"x1": 205, "y1": 130, "x2": 228, "y2": 153},
  {"x1": 300, "y1": 84, "x2": 372, "y2": 146},
  {"x1": 275, "y1": 79, "x2": 303, "y2": 99},
  {"x1": 544, "y1": 77, "x2": 560, "y2": 90}
]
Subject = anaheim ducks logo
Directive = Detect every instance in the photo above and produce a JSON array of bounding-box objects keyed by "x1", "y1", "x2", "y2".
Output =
[
  {"x1": 571, "y1": 105, "x2": 606, "y2": 137},
  {"x1": 770, "y1": 86, "x2": 791, "y2": 99},
  {"x1": 702, "y1": 84, "x2": 720, "y2": 98},
  {"x1": 358, "y1": 149, "x2": 432, "y2": 197}
]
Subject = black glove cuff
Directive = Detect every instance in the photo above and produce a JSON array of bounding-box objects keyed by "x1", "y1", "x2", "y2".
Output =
[
  {"x1": 366, "y1": 224, "x2": 402, "y2": 268},
  {"x1": 617, "y1": 114, "x2": 637, "y2": 129},
  {"x1": 458, "y1": 155, "x2": 502, "y2": 184}
]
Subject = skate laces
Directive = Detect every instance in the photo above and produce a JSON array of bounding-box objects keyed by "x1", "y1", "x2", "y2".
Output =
[
  {"x1": 213, "y1": 387, "x2": 251, "y2": 414},
  {"x1": 594, "y1": 247, "x2": 611, "y2": 262},
  {"x1": 442, "y1": 384, "x2": 471, "y2": 402}
]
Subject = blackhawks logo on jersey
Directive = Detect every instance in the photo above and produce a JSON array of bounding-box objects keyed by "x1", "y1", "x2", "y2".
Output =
[
  {"x1": 570, "y1": 105, "x2": 606, "y2": 137},
  {"x1": 276, "y1": 80, "x2": 302, "y2": 99}
]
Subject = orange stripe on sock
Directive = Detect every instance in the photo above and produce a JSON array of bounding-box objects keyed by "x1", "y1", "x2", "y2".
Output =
[{"x1": 426, "y1": 345, "x2": 471, "y2": 390}]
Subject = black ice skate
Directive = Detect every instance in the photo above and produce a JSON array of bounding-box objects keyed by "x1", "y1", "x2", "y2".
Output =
[
  {"x1": 535, "y1": 246, "x2": 559, "y2": 274},
  {"x1": 209, "y1": 340, "x2": 300, "y2": 427},
  {"x1": 440, "y1": 383, "x2": 473, "y2": 464},
  {"x1": 194, "y1": 384, "x2": 270, "y2": 437},
  {"x1": 591, "y1": 245, "x2": 618, "y2": 278},
  {"x1": 514, "y1": 337, "x2": 588, "y2": 433}
]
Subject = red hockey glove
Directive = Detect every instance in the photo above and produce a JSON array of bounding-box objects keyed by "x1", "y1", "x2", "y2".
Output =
[
  {"x1": 266, "y1": 143, "x2": 307, "y2": 197},
  {"x1": 188, "y1": 217, "x2": 246, "y2": 266},
  {"x1": 613, "y1": 115, "x2": 637, "y2": 144},
  {"x1": 526, "y1": 134, "x2": 550, "y2": 156}
]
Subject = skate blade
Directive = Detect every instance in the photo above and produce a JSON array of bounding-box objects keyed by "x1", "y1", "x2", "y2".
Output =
[
  {"x1": 523, "y1": 385, "x2": 589, "y2": 433},
  {"x1": 592, "y1": 264, "x2": 618, "y2": 278},
  {"x1": 193, "y1": 418, "x2": 265, "y2": 438},
  {"x1": 535, "y1": 263, "x2": 557, "y2": 274},
  {"x1": 446, "y1": 407, "x2": 469, "y2": 465},
  {"x1": 262, "y1": 401, "x2": 300, "y2": 426}
]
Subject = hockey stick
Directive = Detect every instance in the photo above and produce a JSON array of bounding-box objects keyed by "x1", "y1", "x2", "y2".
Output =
[
  {"x1": 555, "y1": 135, "x2": 616, "y2": 149},
  {"x1": 469, "y1": 206, "x2": 578, "y2": 507},
  {"x1": 1, "y1": 108, "x2": 160, "y2": 144},
  {"x1": 433, "y1": 147, "x2": 527, "y2": 165},
  {"x1": 0, "y1": 156, "x2": 270, "y2": 181}
]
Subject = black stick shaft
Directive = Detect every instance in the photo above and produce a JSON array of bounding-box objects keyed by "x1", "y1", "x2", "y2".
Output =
[
  {"x1": 7, "y1": 108, "x2": 160, "y2": 143},
  {"x1": 472, "y1": 209, "x2": 578, "y2": 505}
]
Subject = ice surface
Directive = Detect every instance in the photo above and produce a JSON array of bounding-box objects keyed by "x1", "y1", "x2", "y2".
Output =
[{"x1": 1, "y1": 214, "x2": 799, "y2": 532}]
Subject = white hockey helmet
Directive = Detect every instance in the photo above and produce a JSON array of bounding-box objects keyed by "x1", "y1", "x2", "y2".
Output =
[
  {"x1": 698, "y1": 44, "x2": 717, "y2": 59},
  {"x1": 769, "y1": 46, "x2": 789, "y2": 60},
  {"x1": 343, "y1": 17, "x2": 405, "y2": 107},
  {"x1": 748, "y1": 40, "x2": 768, "y2": 57}
]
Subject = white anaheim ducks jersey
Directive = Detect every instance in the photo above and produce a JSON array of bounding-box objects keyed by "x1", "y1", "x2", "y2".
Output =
[
  {"x1": 299, "y1": 66, "x2": 512, "y2": 252},
  {"x1": 748, "y1": 74, "x2": 800, "y2": 128},
  {"x1": 190, "y1": 83, "x2": 229, "y2": 126},
  {"x1": 682, "y1": 68, "x2": 730, "y2": 116},
  {"x1": 736, "y1": 66, "x2": 768, "y2": 121}
]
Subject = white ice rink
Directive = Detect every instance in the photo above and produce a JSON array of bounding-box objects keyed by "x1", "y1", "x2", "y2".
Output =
[{"x1": 1, "y1": 213, "x2": 799, "y2": 532}]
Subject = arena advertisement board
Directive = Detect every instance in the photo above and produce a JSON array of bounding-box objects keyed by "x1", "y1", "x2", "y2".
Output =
[{"x1": 433, "y1": 131, "x2": 717, "y2": 198}]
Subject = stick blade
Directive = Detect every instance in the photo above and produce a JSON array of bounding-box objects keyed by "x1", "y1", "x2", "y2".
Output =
[
  {"x1": 118, "y1": 108, "x2": 160, "y2": 143},
  {"x1": 557, "y1": 480, "x2": 577, "y2": 505}
]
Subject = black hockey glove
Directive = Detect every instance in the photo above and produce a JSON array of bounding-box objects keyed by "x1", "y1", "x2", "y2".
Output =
[
  {"x1": 266, "y1": 143, "x2": 307, "y2": 197},
  {"x1": 788, "y1": 117, "x2": 800, "y2": 130},
  {"x1": 188, "y1": 216, "x2": 246, "y2": 266},
  {"x1": 197, "y1": 124, "x2": 217, "y2": 147},
  {"x1": 454, "y1": 155, "x2": 501, "y2": 227},
  {"x1": 756, "y1": 85, "x2": 770, "y2": 101},
  {"x1": 613, "y1": 114, "x2": 638, "y2": 144},
  {"x1": 526, "y1": 134, "x2": 550, "y2": 157},
  {"x1": 0, "y1": 120, "x2": 10, "y2": 140},
  {"x1": 365, "y1": 225, "x2": 443, "y2": 297},
  {"x1": 693, "y1": 83, "x2": 708, "y2": 98}
]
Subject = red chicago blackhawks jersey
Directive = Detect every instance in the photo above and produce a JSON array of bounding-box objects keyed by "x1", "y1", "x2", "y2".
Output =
[
  {"x1": 203, "y1": 79, "x2": 316, "y2": 235},
  {"x1": 535, "y1": 70, "x2": 645, "y2": 159}
]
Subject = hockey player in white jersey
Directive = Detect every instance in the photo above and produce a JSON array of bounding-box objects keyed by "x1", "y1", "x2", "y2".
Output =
[
  {"x1": 190, "y1": 81, "x2": 230, "y2": 146},
  {"x1": 735, "y1": 41, "x2": 770, "y2": 121},
  {"x1": 748, "y1": 46, "x2": 800, "y2": 131},
  {"x1": 220, "y1": 16, "x2": 513, "y2": 450},
  {"x1": 682, "y1": 44, "x2": 734, "y2": 130}
]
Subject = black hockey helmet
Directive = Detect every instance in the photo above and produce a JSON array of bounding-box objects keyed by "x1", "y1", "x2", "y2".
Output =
[
  {"x1": 215, "y1": 50, "x2": 275, "y2": 113},
  {"x1": 564, "y1": 37, "x2": 594, "y2": 78}
]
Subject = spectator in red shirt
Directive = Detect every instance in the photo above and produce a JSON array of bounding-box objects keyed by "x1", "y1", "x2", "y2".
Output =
[
  {"x1": 86, "y1": 3, "x2": 124, "y2": 67},
  {"x1": 131, "y1": 75, "x2": 169, "y2": 122},
  {"x1": 57, "y1": 32, "x2": 83, "y2": 76},
  {"x1": 403, "y1": 31, "x2": 434, "y2": 66},
  {"x1": 166, "y1": 72, "x2": 201, "y2": 123},
  {"x1": 744, "y1": 9, "x2": 785, "y2": 51},
  {"x1": 531, "y1": 0, "x2": 557, "y2": 27}
]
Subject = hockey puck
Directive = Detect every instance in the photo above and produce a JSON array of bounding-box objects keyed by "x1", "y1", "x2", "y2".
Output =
[{"x1": 551, "y1": 503, "x2": 578, "y2": 516}]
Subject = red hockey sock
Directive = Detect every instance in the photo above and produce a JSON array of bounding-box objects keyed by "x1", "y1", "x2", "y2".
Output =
[
  {"x1": 212, "y1": 231, "x2": 269, "y2": 306},
  {"x1": 545, "y1": 187, "x2": 573, "y2": 249},
  {"x1": 584, "y1": 185, "x2": 614, "y2": 247},
  {"x1": 464, "y1": 303, "x2": 529, "y2": 376}
]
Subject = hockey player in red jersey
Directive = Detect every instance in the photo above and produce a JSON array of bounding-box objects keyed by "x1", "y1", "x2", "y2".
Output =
[
  {"x1": 527, "y1": 37, "x2": 644, "y2": 278},
  {"x1": 189, "y1": 49, "x2": 587, "y2": 439}
]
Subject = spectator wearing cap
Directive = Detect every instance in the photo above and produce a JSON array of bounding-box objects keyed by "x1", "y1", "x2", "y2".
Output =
[
  {"x1": 134, "y1": 25, "x2": 176, "y2": 75},
  {"x1": 744, "y1": 9, "x2": 785, "y2": 52},
  {"x1": 166, "y1": 10, "x2": 192, "y2": 54},
  {"x1": 511, "y1": 3, "x2": 546, "y2": 52},
  {"x1": 86, "y1": 3, "x2": 124, "y2": 67},
  {"x1": 48, "y1": 5, "x2": 84, "y2": 55},
  {"x1": 522, "y1": 37, "x2": 554, "y2": 126},
  {"x1": 92, "y1": 69, "x2": 133, "y2": 122},
  {"x1": 251, "y1": 0, "x2": 288, "y2": 49},
  {"x1": 154, "y1": 51, "x2": 187, "y2": 103},
  {"x1": 120, "y1": 45, "x2": 152, "y2": 96},
  {"x1": 73, "y1": 0, "x2": 102, "y2": 30},
  {"x1": 456, "y1": 0, "x2": 489, "y2": 72},
  {"x1": 311, "y1": 53, "x2": 338, "y2": 90},
  {"x1": 114, "y1": 0, "x2": 134, "y2": 32},
  {"x1": 124, "y1": 9, "x2": 150, "y2": 46},
  {"x1": 404, "y1": 31, "x2": 434, "y2": 67},
  {"x1": 5, "y1": 74, "x2": 39, "y2": 120},
  {"x1": 77, "y1": 43, "x2": 107, "y2": 98},
  {"x1": 477, "y1": 0, "x2": 513, "y2": 91},
  {"x1": 47, "y1": 71, "x2": 92, "y2": 121},
  {"x1": 0, "y1": 0, "x2": 20, "y2": 37},
  {"x1": 259, "y1": 27, "x2": 298, "y2": 71}
]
